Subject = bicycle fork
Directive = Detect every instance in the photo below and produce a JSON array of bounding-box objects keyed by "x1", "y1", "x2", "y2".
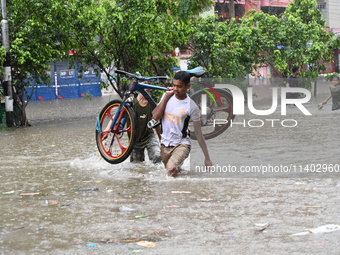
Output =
[{"x1": 96, "y1": 100, "x2": 133, "y2": 137}]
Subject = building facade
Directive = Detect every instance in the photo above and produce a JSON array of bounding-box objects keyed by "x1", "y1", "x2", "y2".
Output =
[
  {"x1": 317, "y1": 0, "x2": 340, "y2": 31},
  {"x1": 177, "y1": 1, "x2": 340, "y2": 72},
  {"x1": 214, "y1": 0, "x2": 290, "y2": 20},
  {"x1": 190, "y1": 1, "x2": 340, "y2": 43},
  {"x1": 213, "y1": 0, "x2": 340, "y2": 73},
  {"x1": 316, "y1": 0, "x2": 340, "y2": 72},
  {"x1": 214, "y1": 0, "x2": 340, "y2": 33}
]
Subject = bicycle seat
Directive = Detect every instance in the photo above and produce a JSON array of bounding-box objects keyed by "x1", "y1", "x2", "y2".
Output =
[{"x1": 170, "y1": 66, "x2": 206, "y2": 78}]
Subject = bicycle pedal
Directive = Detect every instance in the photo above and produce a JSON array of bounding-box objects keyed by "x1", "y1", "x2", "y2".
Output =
[{"x1": 147, "y1": 119, "x2": 161, "y2": 129}]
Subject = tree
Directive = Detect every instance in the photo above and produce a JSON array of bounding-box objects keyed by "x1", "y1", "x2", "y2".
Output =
[
  {"x1": 2, "y1": 0, "x2": 213, "y2": 126},
  {"x1": 55, "y1": 0, "x2": 214, "y2": 97},
  {"x1": 243, "y1": 0, "x2": 336, "y2": 80},
  {"x1": 189, "y1": 0, "x2": 337, "y2": 85},
  {"x1": 187, "y1": 15, "x2": 263, "y2": 79},
  {"x1": 229, "y1": 0, "x2": 235, "y2": 18},
  {"x1": 3, "y1": 0, "x2": 65, "y2": 126}
]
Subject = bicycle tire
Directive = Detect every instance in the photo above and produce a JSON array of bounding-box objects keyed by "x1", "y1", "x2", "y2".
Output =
[
  {"x1": 189, "y1": 88, "x2": 234, "y2": 140},
  {"x1": 95, "y1": 99, "x2": 137, "y2": 164}
]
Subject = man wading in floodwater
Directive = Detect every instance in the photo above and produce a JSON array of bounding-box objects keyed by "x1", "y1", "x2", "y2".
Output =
[
  {"x1": 320, "y1": 75, "x2": 340, "y2": 111},
  {"x1": 286, "y1": 66, "x2": 301, "y2": 99},
  {"x1": 152, "y1": 71, "x2": 212, "y2": 177}
]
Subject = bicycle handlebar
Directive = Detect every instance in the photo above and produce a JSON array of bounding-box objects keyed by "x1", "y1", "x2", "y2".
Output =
[
  {"x1": 114, "y1": 69, "x2": 134, "y2": 77},
  {"x1": 114, "y1": 69, "x2": 168, "y2": 81}
]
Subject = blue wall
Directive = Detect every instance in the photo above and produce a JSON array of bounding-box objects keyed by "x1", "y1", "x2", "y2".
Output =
[{"x1": 26, "y1": 61, "x2": 102, "y2": 101}]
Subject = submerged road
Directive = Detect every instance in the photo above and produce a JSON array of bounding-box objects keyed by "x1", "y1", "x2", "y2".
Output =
[{"x1": 1, "y1": 79, "x2": 340, "y2": 254}]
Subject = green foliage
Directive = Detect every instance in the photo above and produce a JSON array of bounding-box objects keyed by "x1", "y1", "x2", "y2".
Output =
[
  {"x1": 188, "y1": 15, "x2": 260, "y2": 79},
  {"x1": 5, "y1": 0, "x2": 66, "y2": 126},
  {"x1": 0, "y1": 47, "x2": 6, "y2": 74},
  {"x1": 3, "y1": 0, "x2": 212, "y2": 126},
  {"x1": 178, "y1": 0, "x2": 214, "y2": 19},
  {"x1": 150, "y1": 89, "x2": 164, "y2": 103},
  {"x1": 83, "y1": 91, "x2": 93, "y2": 101},
  {"x1": 55, "y1": 0, "x2": 211, "y2": 97},
  {"x1": 188, "y1": 0, "x2": 337, "y2": 84},
  {"x1": 242, "y1": 0, "x2": 335, "y2": 79},
  {"x1": 325, "y1": 72, "x2": 340, "y2": 81},
  {"x1": 3, "y1": 0, "x2": 338, "y2": 127}
]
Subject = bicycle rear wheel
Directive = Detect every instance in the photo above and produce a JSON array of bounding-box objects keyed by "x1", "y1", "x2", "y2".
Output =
[
  {"x1": 95, "y1": 99, "x2": 137, "y2": 164},
  {"x1": 189, "y1": 88, "x2": 234, "y2": 140}
]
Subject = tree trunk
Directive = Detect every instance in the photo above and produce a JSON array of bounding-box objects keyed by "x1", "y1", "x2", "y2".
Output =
[{"x1": 229, "y1": 0, "x2": 235, "y2": 18}]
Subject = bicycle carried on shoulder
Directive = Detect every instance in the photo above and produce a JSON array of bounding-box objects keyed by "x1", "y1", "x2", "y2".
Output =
[
  {"x1": 175, "y1": 67, "x2": 235, "y2": 140},
  {"x1": 95, "y1": 67, "x2": 234, "y2": 164}
]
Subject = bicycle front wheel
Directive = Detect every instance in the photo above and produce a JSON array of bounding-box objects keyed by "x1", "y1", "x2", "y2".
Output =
[
  {"x1": 189, "y1": 88, "x2": 234, "y2": 140},
  {"x1": 95, "y1": 99, "x2": 137, "y2": 164}
]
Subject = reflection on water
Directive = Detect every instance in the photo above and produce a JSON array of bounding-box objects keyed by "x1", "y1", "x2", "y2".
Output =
[{"x1": 1, "y1": 92, "x2": 340, "y2": 254}]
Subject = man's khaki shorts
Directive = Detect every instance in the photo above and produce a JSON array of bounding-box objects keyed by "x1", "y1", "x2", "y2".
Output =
[{"x1": 160, "y1": 143, "x2": 191, "y2": 171}]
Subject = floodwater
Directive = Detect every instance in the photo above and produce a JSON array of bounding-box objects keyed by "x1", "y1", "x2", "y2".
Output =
[{"x1": 1, "y1": 80, "x2": 340, "y2": 254}]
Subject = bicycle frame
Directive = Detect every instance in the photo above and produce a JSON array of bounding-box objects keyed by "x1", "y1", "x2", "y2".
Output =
[
  {"x1": 106, "y1": 78, "x2": 168, "y2": 134},
  {"x1": 171, "y1": 66, "x2": 225, "y2": 106}
]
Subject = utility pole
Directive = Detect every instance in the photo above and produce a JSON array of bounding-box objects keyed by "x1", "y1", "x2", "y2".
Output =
[{"x1": 1, "y1": 0, "x2": 14, "y2": 127}]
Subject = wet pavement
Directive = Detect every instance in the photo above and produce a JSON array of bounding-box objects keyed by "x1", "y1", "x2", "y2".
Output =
[{"x1": 1, "y1": 78, "x2": 340, "y2": 254}]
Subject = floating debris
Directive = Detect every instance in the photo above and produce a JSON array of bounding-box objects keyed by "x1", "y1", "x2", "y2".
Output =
[
  {"x1": 254, "y1": 223, "x2": 269, "y2": 227},
  {"x1": 309, "y1": 224, "x2": 340, "y2": 234},
  {"x1": 291, "y1": 224, "x2": 340, "y2": 236},
  {"x1": 294, "y1": 182, "x2": 306, "y2": 185},
  {"x1": 197, "y1": 198, "x2": 214, "y2": 202},
  {"x1": 86, "y1": 243, "x2": 98, "y2": 248},
  {"x1": 295, "y1": 206, "x2": 323, "y2": 208},
  {"x1": 20, "y1": 193, "x2": 40, "y2": 196},
  {"x1": 136, "y1": 241, "x2": 156, "y2": 248},
  {"x1": 134, "y1": 214, "x2": 148, "y2": 219},
  {"x1": 77, "y1": 188, "x2": 99, "y2": 192},
  {"x1": 3, "y1": 191, "x2": 15, "y2": 194},
  {"x1": 118, "y1": 238, "x2": 141, "y2": 243},
  {"x1": 254, "y1": 223, "x2": 270, "y2": 235},
  {"x1": 120, "y1": 206, "x2": 135, "y2": 212},
  {"x1": 315, "y1": 241, "x2": 328, "y2": 246}
]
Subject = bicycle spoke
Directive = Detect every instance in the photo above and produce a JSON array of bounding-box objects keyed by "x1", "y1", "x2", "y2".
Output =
[
  {"x1": 115, "y1": 133, "x2": 127, "y2": 155},
  {"x1": 104, "y1": 112, "x2": 113, "y2": 119}
]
